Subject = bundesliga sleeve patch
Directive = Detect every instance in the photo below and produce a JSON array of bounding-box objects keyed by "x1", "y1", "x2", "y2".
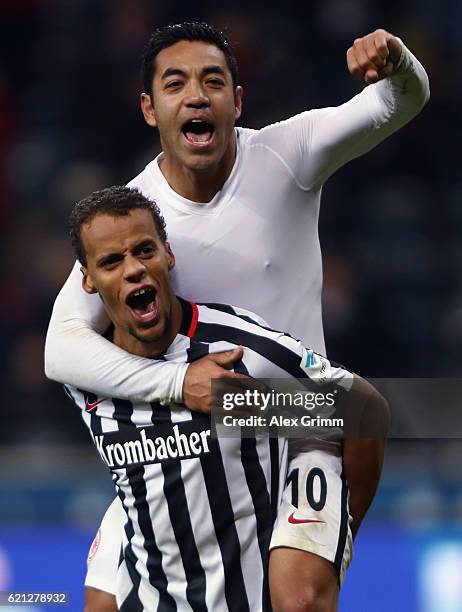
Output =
[{"x1": 300, "y1": 348, "x2": 331, "y2": 385}]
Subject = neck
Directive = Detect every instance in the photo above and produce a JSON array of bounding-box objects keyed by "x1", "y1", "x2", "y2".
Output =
[
  {"x1": 113, "y1": 296, "x2": 182, "y2": 358},
  {"x1": 160, "y1": 132, "x2": 237, "y2": 203}
]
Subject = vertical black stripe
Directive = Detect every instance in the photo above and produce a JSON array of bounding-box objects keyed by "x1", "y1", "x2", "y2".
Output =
[
  {"x1": 191, "y1": 411, "x2": 250, "y2": 612},
  {"x1": 235, "y1": 360, "x2": 274, "y2": 561},
  {"x1": 119, "y1": 585, "x2": 144, "y2": 612},
  {"x1": 115, "y1": 398, "x2": 175, "y2": 611},
  {"x1": 178, "y1": 297, "x2": 194, "y2": 336},
  {"x1": 118, "y1": 538, "x2": 124, "y2": 568},
  {"x1": 126, "y1": 464, "x2": 177, "y2": 611},
  {"x1": 151, "y1": 403, "x2": 208, "y2": 612},
  {"x1": 114, "y1": 397, "x2": 145, "y2": 604},
  {"x1": 334, "y1": 465, "x2": 349, "y2": 571},
  {"x1": 161, "y1": 461, "x2": 208, "y2": 611},
  {"x1": 269, "y1": 438, "x2": 280, "y2": 521},
  {"x1": 150, "y1": 401, "x2": 175, "y2": 424},
  {"x1": 186, "y1": 339, "x2": 210, "y2": 362},
  {"x1": 267, "y1": 437, "x2": 280, "y2": 612},
  {"x1": 240, "y1": 438, "x2": 273, "y2": 612},
  {"x1": 113, "y1": 398, "x2": 135, "y2": 426},
  {"x1": 118, "y1": 487, "x2": 144, "y2": 612},
  {"x1": 235, "y1": 359, "x2": 273, "y2": 611}
]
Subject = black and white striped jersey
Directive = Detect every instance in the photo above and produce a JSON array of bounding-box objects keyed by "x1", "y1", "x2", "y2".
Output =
[{"x1": 66, "y1": 298, "x2": 340, "y2": 611}]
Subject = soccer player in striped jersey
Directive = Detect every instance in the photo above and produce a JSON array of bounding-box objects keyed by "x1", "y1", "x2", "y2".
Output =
[
  {"x1": 45, "y1": 22, "x2": 427, "y2": 611},
  {"x1": 67, "y1": 186, "x2": 387, "y2": 611}
]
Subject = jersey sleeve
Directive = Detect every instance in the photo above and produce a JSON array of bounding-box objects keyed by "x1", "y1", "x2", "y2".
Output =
[
  {"x1": 231, "y1": 310, "x2": 353, "y2": 388},
  {"x1": 229, "y1": 305, "x2": 271, "y2": 328},
  {"x1": 44, "y1": 262, "x2": 187, "y2": 403},
  {"x1": 272, "y1": 332, "x2": 353, "y2": 389},
  {"x1": 255, "y1": 40, "x2": 429, "y2": 190}
]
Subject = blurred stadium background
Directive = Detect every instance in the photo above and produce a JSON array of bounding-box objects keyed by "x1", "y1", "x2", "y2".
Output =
[{"x1": 1, "y1": 0, "x2": 461, "y2": 609}]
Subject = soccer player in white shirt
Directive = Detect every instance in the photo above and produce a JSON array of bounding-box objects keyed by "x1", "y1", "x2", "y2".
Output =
[{"x1": 45, "y1": 22, "x2": 429, "y2": 611}]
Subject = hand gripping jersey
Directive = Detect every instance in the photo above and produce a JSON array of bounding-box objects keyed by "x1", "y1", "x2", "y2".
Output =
[{"x1": 67, "y1": 299, "x2": 352, "y2": 611}]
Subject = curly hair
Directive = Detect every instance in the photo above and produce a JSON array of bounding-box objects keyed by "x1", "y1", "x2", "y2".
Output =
[{"x1": 69, "y1": 185, "x2": 168, "y2": 266}]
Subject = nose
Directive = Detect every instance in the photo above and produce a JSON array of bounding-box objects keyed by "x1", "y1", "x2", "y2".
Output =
[
  {"x1": 123, "y1": 255, "x2": 146, "y2": 283},
  {"x1": 184, "y1": 81, "x2": 210, "y2": 109}
]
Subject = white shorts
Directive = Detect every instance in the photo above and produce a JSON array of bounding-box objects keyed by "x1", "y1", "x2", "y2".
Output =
[
  {"x1": 270, "y1": 450, "x2": 353, "y2": 585},
  {"x1": 85, "y1": 496, "x2": 124, "y2": 596}
]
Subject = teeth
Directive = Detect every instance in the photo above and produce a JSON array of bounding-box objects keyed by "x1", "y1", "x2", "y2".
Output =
[{"x1": 132, "y1": 288, "x2": 149, "y2": 297}]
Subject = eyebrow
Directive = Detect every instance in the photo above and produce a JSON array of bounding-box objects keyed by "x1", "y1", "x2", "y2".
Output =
[
  {"x1": 202, "y1": 65, "x2": 227, "y2": 79},
  {"x1": 160, "y1": 65, "x2": 227, "y2": 80},
  {"x1": 133, "y1": 238, "x2": 157, "y2": 254},
  {"x1": 96, "y1": 252, "x2": 123, "y2": 267},
  {"x1": 96, "y1": 238, "x2": 157, "y2": 267}
]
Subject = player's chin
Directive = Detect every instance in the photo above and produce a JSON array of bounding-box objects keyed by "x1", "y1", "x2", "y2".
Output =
[
  {"x1": 186, "y1": 153, "x2": 222, "y2": 173},
  {"x1": 180, "y1": 141, "x2": 221, "y2": 166},
  {"x1": 129, "y1": 320, "x2": 163, "y2": 343}
]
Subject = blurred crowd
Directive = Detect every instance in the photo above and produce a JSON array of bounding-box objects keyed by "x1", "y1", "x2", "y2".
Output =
[{"x1": 1, "y1": 0, "x2": 461, "y2": 523}]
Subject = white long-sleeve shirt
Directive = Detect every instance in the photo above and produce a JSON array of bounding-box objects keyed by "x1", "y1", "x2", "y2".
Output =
[{"x1": 45, "y1": 42, "x2": 429, "y2": 403}]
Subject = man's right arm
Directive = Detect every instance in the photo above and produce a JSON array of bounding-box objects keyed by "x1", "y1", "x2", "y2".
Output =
[{"x1": 45, "y1": 263, "x2": 244, "y2": 406}]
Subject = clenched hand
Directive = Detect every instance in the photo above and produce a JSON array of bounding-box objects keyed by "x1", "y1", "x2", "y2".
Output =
[{"x1": 347, "y1": 29, "x2": 402, "y2": 84}]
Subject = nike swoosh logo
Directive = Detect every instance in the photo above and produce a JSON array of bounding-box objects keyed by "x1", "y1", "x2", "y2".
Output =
[
  {"x1": 85, "y1": 398, "x2": 106, "y2": 412},
  {"x1": 288, "y1": 512, "x2": 326, "y2": 525}
]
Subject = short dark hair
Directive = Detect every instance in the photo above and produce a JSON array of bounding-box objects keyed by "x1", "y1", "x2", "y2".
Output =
[
  {"x1": 142, "y1": 21, "x2": 238, "y2": 97},
  {"x1": 69, "y1": 186, "x2": 168, "y2": 267}
]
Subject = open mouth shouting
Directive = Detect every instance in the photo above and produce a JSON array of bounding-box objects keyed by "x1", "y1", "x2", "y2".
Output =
[
  {"x1": 182, "y1": 118, "x2": 215, "y2": 147},
  {"x1": 126, "y1": 285, "x2": 158, "y2": 325}
]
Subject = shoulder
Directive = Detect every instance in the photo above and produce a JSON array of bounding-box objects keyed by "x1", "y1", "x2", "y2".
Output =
[
  {"x1": 126, "y1": 156, "x2": 161, "y2": 198},
  {"x1": 189, "y1": 302, "x2": 341, "y2": 381},
  {"x1": 237, "y1": 112, "x2": 323, "y2": 182},
  {"x1": 196, "y1": 302, "x2": 270, "y2": 329},
  {"x1": 195, "y1": 302, "x2": 300, "y2": 356},
  {"x1": 194, "y1": 303, "x2": 315, "y2": 378},
  {"x1": 239, "y1": 111, "x2": 317, "y2": 146}
]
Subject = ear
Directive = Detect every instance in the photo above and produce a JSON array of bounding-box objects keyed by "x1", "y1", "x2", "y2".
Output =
[
  {"x1": 234, "y1": 86, "x2": 243, "y2": 121},
  {"x1": 81, "y1": 266, "x2": 98, "y2": 294},
  {"x1": 140, "y1": 93, "x2": 158, "y2": 127},
  {"x1": 165, "y1": 242, "x2": 176, "y2": 271}
]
